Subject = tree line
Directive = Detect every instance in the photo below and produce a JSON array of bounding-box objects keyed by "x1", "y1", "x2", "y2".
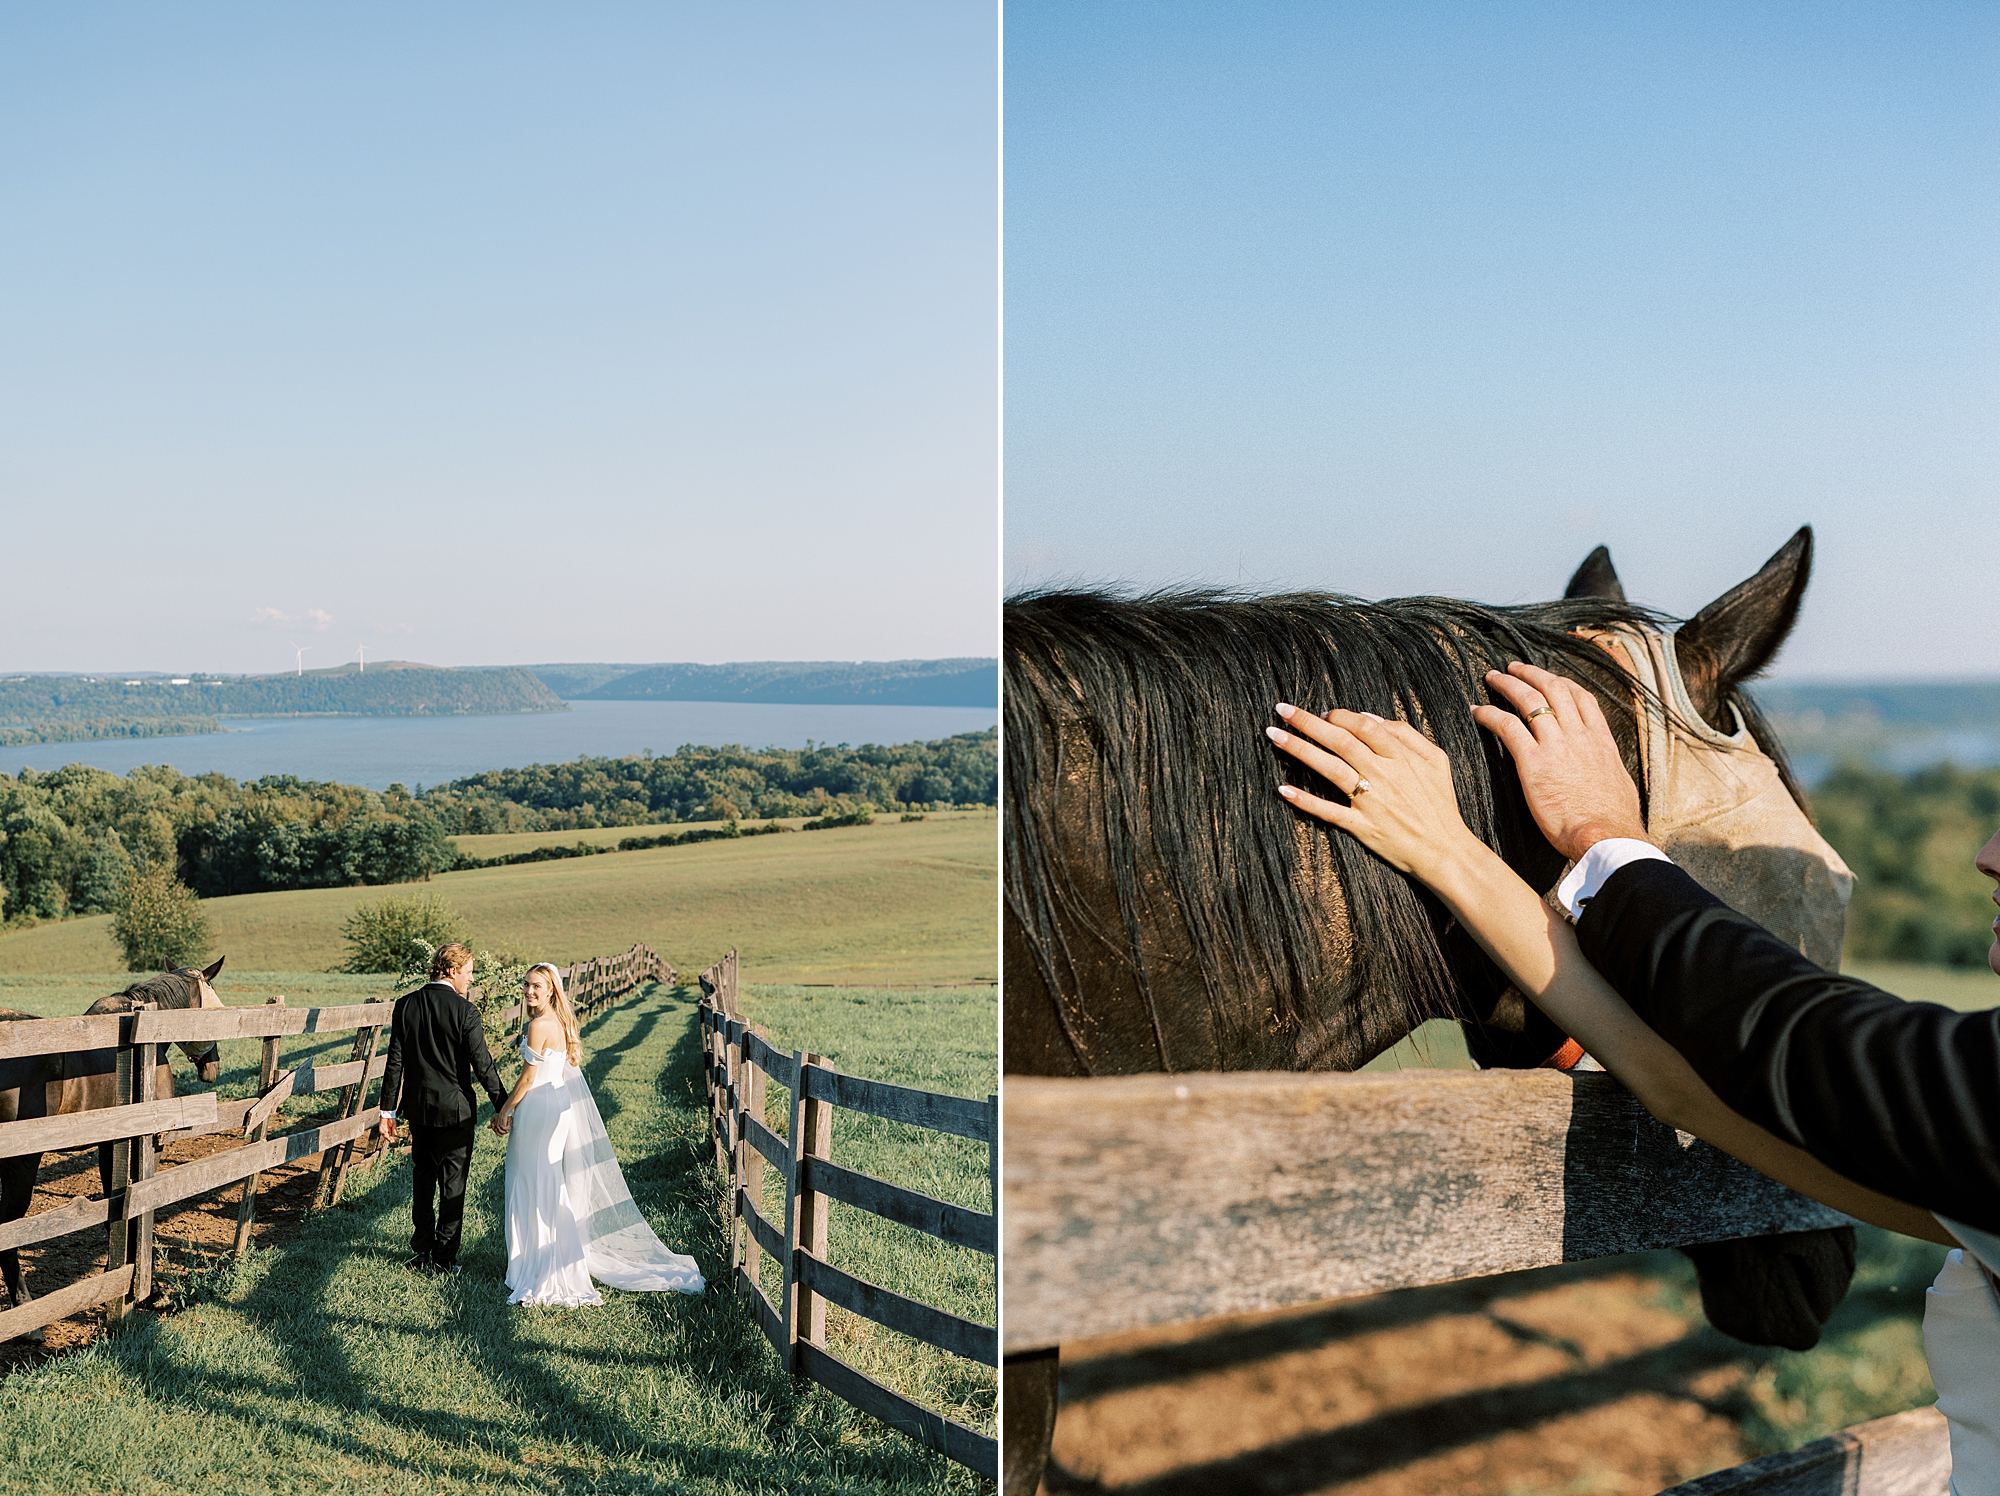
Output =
[
  {"x1": 0, "y1": 729, "x2": 995, "y2": 924},
  {"x1": 1812, "y1": 761, "x2": 2000, "y2": 967}
]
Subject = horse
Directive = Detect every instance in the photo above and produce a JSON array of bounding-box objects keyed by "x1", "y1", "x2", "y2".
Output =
[
  {"x1": 0, "y1": 956, "x2": 225, "y2": 1335},
  {"x1": 1001, "y1": 529, "x2": 1861, "y2": 1496}
]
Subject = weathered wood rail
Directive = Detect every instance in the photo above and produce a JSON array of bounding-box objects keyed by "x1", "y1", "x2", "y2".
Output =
[
  {"x1": 0, "y1": 944, "x2": 676, "y2": 1344},
  {"x1": 697, "y1": 950, "x2": 997, "y2": 1481},
  {"x1": 1005, "y1": 1067, "x2": 1950, "y2": 1495}
]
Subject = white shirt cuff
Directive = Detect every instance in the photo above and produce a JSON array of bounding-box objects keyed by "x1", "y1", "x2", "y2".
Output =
[
  {"x1": 380, "y1": 1110, "x2": 396, "y2": 1120},
  {"x1": 1555, "y1": 838, "x2": 1673, "y2": 920}
]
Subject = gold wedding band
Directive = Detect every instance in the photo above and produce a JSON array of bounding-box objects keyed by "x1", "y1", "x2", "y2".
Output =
[
  {"x1": 1525, "y1": 707, "x2": 1553, "y2": 723},
  {"x1": 1352, "y1": 778, "x2": 1372, "y2": 796}
]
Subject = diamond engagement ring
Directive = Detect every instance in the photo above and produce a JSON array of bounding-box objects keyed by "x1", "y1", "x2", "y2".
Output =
[{"x1": 1351, "y1": 778, "x2": 1372, "y2": 796}]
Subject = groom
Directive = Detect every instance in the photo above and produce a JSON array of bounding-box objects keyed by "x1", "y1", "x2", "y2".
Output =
[{"x1": 378, "y1": 943, "x2": 509, "y2": 1274}]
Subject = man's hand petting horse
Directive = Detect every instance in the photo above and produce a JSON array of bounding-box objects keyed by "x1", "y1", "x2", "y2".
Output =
[{"x1": 1475, "y1": 662, "x2": 1648, "y2": 862}]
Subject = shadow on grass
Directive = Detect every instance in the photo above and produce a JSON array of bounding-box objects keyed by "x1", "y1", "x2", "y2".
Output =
[{"x1": 66, "y1": 985, "x2": 961, "y2": 1493}]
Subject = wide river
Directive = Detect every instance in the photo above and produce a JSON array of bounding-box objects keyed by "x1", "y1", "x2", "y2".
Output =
[{"x1": 3, "y1": 700, "x2": 999, "y2": 791}]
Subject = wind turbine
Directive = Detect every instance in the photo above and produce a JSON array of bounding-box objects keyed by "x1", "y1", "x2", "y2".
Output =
[{"x1": 289, "y1": 642, "x2": 311, "y2": 677}]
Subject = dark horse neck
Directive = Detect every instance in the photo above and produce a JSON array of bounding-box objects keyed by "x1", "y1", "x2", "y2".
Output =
[{"x1": 1004, "y1": 589, "x2": 1700, "y2": 1078}]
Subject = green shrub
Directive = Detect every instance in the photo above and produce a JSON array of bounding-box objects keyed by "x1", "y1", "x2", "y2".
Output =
[
  {"x1": 111, "y1": 866, "x2": 212, "y2": 973},
  {"x1": 803, "y1": 806, "x2": 877, "y2": 830},
  {"x1": 340, "y1": 892, "x2": 468, "y2": 974}
]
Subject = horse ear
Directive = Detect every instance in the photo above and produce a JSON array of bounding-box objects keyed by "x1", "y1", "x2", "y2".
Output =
[
  {"x1": 202, "y1": 955, "x2": 225, "y2": 981},
  {"x1": 1675, "y1": 527, "x2": 1812, "y2": 726},
  {"x1": 1564, "y1": 545, "x2": 1627, "y2": 602}
]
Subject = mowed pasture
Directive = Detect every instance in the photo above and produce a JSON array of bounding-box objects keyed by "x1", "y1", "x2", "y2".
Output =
[
  {"x1": 0, "y1": 983, "x2": 994, "y2": 1495},
  {"x1": 0, "y1": 815, "x2": 997, "y2": 986}
]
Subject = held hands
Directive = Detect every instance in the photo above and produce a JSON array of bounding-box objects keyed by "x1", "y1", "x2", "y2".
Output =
[{"x1": 489, "y1": 1111, "x2": 512, "y2": 1136}]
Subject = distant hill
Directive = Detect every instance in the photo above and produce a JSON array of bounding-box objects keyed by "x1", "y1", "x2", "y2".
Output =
[
  {"x1": 0, "y1": 665, "x2": 563, "y2": 728},
  {"x1": 527, "y1": 658, "x2": 998, "y2": 707},
  {"x1": 1752, "y1": 681, "x2": 2000, "y2": 730}
]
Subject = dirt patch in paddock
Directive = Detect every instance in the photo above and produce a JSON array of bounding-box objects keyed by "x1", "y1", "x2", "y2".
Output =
[
  {"x1": 0, "y1": 1126, "x2": 398, "y2": 1373},
  {"x1": 1041, "y1": 1258, "x2": 1775, "y2": 1496}
]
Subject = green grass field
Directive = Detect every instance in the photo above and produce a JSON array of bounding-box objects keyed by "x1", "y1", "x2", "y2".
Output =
[
  {"x1": 448, "y1": 811, "x2": 988, "y2": 862},
  {"x1": 732, "y1": 985, "x2": 996, "y2": 1443},
  {"x1": 0, "y1": 983, "x2": 992, "y2": 1495},
  {"x1": 0, "y1": 815, "x2": 997, "y2": 986}
]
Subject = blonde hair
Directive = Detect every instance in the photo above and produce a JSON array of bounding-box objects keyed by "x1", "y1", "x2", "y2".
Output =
[{"x1": 526, "y1": 963, "x2": 582, "y2": 1067}]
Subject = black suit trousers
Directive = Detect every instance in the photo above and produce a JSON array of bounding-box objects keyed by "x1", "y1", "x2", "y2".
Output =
[{"x1": 409, "y1": 1119, "x2": 477, "y2": 1266}]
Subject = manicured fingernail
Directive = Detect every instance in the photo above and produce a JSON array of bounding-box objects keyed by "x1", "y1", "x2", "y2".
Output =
[
  {"x1": 1278, "y1": 784, "x2": 1299, "y2": 800},
  {"x1": 1359, "y1": 712, "x2": 1383, "y2": 724},
  {"x1": 1275, "y1": 702, "x2": 1296, "y2": 719},
  {"x1": 1266, "y1": 725, "x2": 1290, "y2": 745}
]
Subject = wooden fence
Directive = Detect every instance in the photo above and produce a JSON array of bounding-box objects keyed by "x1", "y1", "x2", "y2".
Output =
[
  {"x1": 697, "y1": 950, "x2": 998, "y2": 1481},
  {"x1": 0, "y1": 944, "x2": 675, "y2": 1345},
  {"x1": 493, "y1": 944, "x2": 676, "y2": 1032},
  {"x1": 1005, "y1": 1068, "x2": 1950, "y2": 1496}
]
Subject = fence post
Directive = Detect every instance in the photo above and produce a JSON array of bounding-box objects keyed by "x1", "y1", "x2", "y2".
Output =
[
  {"x1": 735, "y1": 1028, "x2": 766, "y2": 1294},
  {"x1": 325, "y1": 998, "x2": 387, "y2": 1207},
  {"x1": 794, "y1": 1053, "x2": 834, "y2": 1353},
  {"x1": 779, "y1": 1049, "x2": 807, "y2": 1366},
  {"x1": 129, "y1": 1027, "x2": 161, "y2": 1307},
  {"x1": 103, "y1": 1010, "x2": 138, "y2": 1323},
  {"x1": 708, "y1": 1008, "x2": 730, "y2": 1175},
  {"x1": 235, "y1": 996, "x2": 285, "y2": 1255},
  {"x1": 987, "y1": 1092, "x2": 999, "y2": 1220},
  {"x1": 315, "y1": 1016, "x2": 380, "y2": 1208}
]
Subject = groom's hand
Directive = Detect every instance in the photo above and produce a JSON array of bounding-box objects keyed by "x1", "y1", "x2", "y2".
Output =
[{"x1": 379, "y1": 1116, "x2": 396, "y2": 1142}]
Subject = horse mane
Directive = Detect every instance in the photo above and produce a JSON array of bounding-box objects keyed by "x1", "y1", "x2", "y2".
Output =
[
  {"x1": 89, "y1": 970, "x2": 198, "y2": 1015},
  {"x1": 1004, "y1": 586, "x2": 1806, "y2": 1068}
]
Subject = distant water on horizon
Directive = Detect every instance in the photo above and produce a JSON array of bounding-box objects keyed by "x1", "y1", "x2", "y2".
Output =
[{"x1": 2, "y1": 700, "x2": 999, "y2": 791}]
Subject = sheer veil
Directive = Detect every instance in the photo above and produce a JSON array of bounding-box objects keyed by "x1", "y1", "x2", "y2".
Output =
[{"x1": 527, "y1": 963, "x2": 704, "y2": 1295}]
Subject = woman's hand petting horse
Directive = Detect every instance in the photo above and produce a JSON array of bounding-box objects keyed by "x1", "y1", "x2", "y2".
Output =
[{"x1": 1267, "y1": 706, "x2": 1483, "y2": 880}]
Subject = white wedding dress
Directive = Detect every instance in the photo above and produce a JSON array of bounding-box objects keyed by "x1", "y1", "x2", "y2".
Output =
[{"x1": 503, "y1": 1038, "x2": 705, "y2": 1306}]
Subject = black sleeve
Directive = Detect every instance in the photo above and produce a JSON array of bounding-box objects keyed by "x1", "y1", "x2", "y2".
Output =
[
  {"x1": 379, "y1": 1003, "x2": 406, "y2": 1115},
  {"x1": 1576, "y1": 857, "x2": 2000, "y2": 1232},
  {"x1": 464, "y1": 1004, "x2": 508, "y2": 1111}
]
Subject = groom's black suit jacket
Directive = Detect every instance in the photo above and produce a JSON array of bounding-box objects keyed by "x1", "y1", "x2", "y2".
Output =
[
  {"x1": 379, "y1": 981, "x2": 508, "y2": 1128},
  {"x1": 1577, "y1": 859, "x2": 2000, "y2": 1233}
]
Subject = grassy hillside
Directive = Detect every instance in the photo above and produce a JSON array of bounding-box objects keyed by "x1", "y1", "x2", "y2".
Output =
[
  {"x1": 0, "y1": 815, "x2": 997, "y2": 985},
  {"x1": 448, "y1": 809, "x2": 987, "y2": 859}
]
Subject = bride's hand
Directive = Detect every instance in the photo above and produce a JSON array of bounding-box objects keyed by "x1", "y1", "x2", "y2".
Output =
[{"x1": 1265, "y1": 705, "x2": 1486, "y2": 880}]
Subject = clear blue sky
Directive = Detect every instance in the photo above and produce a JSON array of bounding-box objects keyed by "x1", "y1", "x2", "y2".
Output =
[
  {"x1": 0, "y1": 4, "x2": 997, "y2": 675},
  {"x1": 1005, "y1": 2, "x2": 2000, "y2": 680}
]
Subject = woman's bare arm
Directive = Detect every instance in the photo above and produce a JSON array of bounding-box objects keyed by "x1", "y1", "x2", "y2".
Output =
[{"x1": 1265, "y1": 704, "x2": 1955, "y2": 1245}]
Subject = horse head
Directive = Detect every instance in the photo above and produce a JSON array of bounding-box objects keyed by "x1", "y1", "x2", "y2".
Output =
[
  {"x1": 1563, "y1": 528, "x2": 1852, "y2": 970},
  {"x1": 126, "y1": 957, "x2": 226, "y2": 1082},
  {"x1": 1561, "y1": 530, "x2": 1859, "y2": 1352}
]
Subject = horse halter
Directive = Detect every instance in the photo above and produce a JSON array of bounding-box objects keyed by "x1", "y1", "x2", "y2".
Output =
[{"x1": 1598, "y1": 625, "x2": 1853, "y2": 971}]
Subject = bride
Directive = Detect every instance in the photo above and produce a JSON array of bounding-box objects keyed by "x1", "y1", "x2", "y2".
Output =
[{"x1": 491, "y1": 962, "x2": 705, "y2": 1306}]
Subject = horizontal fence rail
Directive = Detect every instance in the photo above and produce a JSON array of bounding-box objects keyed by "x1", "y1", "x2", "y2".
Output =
[
  {"x1": 0, "y1": 944, "x2": 676, "y2": 1341},
  {"x1": 696, "y1": 956, "x2": 997, "y2": 1482},
  {"x1": 1003, "y1": 1068, "x2": 1850, "y2": 1355}
]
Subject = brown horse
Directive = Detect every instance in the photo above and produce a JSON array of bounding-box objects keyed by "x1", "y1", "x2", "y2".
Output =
[
  {"x1": 0, "y1": 957, "x2": 225, "y2": 1334},
  {"x1": 1002, "y1": 531, "x2": 1860, "y2": 1495}
]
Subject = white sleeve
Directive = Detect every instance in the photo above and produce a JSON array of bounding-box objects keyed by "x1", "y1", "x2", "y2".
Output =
[
  {"x1": 1554, "y1": 838, "x2": 1674, "y2": 920},
  {"x1": 1925, "y1": 1248, "x2": 2000, "y2": 1496}
]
